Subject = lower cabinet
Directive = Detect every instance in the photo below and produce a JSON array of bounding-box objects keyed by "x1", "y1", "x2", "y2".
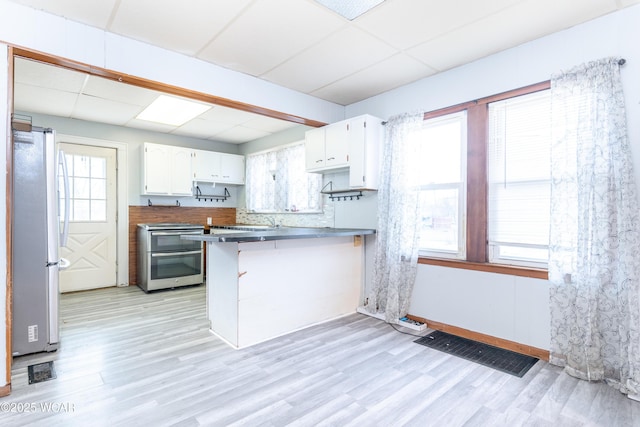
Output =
[{"x1": 207, "y1": 237, "x2": 363, "y2": 348}]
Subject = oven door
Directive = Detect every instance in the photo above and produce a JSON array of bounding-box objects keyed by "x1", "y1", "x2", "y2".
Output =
[
  {"x1": 146, "y1": 250, "x2": 203, "y2": 290},
  {"x1": 149, "y1": 230, "x2": 202, "y2": 252}
]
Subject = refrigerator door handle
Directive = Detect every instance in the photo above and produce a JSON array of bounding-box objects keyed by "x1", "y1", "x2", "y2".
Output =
[{"x1": 58, "y1": 149, "x2": 70, "y2": 248}]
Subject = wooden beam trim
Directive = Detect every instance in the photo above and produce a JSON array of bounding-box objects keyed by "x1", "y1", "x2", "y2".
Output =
[
  {"x1": 0, "y1": 383, "x2": 10, "y2": 398},
  {"x1": 11, "y1": 46, "x2": 327, "y2": 128},
  {"x1": 5, "y1": 47, "x2": 14, "y2": 391},
  {"x1": 477, "y1": 81, "x2": 551, "y2": 105},
  {"x1": 407, "y1": 314, "x2": 550, "y2": 361},
  {"x1": 418, "y1": 256, "x2": 548, "y2": 279},
  {"x1": 465, "y1": 103, "x2": 488, "y2": 262}
]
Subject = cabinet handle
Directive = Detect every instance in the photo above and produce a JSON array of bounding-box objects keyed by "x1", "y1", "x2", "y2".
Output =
[
  {"x1": 327, "y1": 157, "x2": 335, "y2": 161},
  {"x1": 315, "y1": 159, "x2": 323, "y2": 163}
]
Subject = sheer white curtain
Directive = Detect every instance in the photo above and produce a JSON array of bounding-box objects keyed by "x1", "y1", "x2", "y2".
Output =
[
  {"x1": 549, "y1": 57, "x2": 640, "y2": 399},
  {"x1": 246, "y1": 143, "x2": 322, "y2": 212},
  {"x1": 365, "y1": 112, "x2": 424, "y2": 323}
]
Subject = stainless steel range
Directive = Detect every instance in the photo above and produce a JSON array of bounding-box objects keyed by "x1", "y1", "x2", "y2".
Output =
[{"x1": 137, "y1": 223, "x2": 204, "y2": 292}]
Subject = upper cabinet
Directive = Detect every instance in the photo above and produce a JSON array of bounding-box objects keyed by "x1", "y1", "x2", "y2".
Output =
[
  {"x1": 142, "y1": 142, "x2": 193, "y2": 196},
  {"x1": 192, "y1": 149, "x2": 245, "y2": 185},
  {"x1": 305, "y1": 121, "x2": 349, "y2": 172},
  {"x1": 305, "y1": 114, "x2": 383, "y2": 189},
  {"x1": 347, "y1": 115, "x2": 383, "y2": 190}
]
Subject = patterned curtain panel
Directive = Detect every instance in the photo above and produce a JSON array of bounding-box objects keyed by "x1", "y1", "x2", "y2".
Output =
[
  {"x1": 549, "y1": 57, "x2": 640, "y2": 399},
  {"x1": 246, "y1": 143, "x2": 322, "y2": 213},
  {"x1": 365, "y1": 112, "x2": 424, "y2": 323}
]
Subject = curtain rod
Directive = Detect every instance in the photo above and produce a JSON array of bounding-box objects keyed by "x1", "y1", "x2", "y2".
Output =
[{"x1": 380, "y1": 58, "x2": 628, "y2": 125}]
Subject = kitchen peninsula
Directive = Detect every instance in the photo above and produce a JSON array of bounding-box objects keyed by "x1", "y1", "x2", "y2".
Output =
[{"x1": 183, "y1": 226, "x2": 375, "y2": 349}]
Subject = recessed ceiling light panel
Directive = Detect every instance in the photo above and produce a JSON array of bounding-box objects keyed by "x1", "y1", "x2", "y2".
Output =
[
  {"x1": 136, "y1": 95, "x2": 212, "y2": 126},
  {"x1": 314, "y1": 0, "x2": 385, "y2": 20}
]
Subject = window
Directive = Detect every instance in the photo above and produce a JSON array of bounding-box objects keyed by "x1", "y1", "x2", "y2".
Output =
[
  {"x1": 416, "y1": 112, "x2": 467, "y2": 258},
  {"x1": 59, "y1": 153, "x2": 107, "y2": 222},
  {"x1": 416, "y1": 82, "x2": 552, "y2": 272},
  {"x1": 487, "y1": 90, "x2": 551, "y2": 267},
  {"x1": 245, "y1": 142, "x2": 323, "y2": 213}
]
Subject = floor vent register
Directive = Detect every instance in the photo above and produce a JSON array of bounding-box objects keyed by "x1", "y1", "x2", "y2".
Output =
[
  {"x1": 27, "y1": 361, "x2": 57, "y2": 384},
  {"x1": 414, "y1": 330, "x2": 538, "y2": 377}
]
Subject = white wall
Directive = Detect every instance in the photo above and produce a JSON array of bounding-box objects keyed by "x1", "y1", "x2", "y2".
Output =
[{"x1": 348, "y1": 4, "x2": 640, "y2": 350}]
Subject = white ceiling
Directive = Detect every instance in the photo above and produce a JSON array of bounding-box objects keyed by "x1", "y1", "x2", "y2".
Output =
[
  {"x1": 9, "y1": 0, "x2": 640, "y2": 143},
  {"x1": 13, "y1": 57, "x2": 303, "y2": 144}
]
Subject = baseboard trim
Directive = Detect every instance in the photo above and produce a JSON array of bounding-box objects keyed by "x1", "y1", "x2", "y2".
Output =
[
  {"x1": 0, "y1": 383, "x2": 10, "y2": 397},
  {"x1": 406, "y1": 314, "x2": 550, "y2": 361}
]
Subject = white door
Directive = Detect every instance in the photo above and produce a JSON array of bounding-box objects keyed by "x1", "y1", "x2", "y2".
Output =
[{"x1": 58, "y1": 143, "x2": 117, "y2": 293}]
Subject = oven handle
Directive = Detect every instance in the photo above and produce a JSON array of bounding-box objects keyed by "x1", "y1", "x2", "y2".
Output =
[
  {"x1": 151, "y1": 250, "x2": 202, "y2": 257},
  {"x1": 151, "y1": 231, "x2": 202, "y2": 236}
]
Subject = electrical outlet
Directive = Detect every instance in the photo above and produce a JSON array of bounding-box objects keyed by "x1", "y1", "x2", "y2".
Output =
[{"x1": 207, "y1": 217, "x2": 212, "y2": 225}]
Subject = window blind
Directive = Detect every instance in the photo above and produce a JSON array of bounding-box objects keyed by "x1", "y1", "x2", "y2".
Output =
[{"x1": 487, "y1": 90, "x2": 551, "y2": 264}]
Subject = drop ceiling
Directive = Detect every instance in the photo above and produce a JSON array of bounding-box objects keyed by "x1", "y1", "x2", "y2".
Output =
[{"x1": 9, "y1": 0, "x2": 640, "y2": 143}]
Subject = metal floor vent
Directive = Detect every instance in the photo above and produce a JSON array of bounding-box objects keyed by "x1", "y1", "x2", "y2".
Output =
[
  {"x1": 414, "y1": 330, "x2": 538, "y2": 378},
  {"x1": 27, "y1": 361, "x2": 56, "y2": 384}
]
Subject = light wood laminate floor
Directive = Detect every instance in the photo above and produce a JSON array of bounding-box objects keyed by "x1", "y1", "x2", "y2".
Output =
[{"x1": 2, "y1": 285, "x2": 638, "y2": 426}]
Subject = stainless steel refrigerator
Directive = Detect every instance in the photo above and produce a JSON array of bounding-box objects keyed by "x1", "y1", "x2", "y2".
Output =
[{"x1": 12, "y1": 126, "x2": 69, "y2": 356}]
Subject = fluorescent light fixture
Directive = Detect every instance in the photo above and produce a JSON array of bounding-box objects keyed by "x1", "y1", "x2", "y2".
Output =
[
  {"x1": 136, "y1": 95, "x2": 211, "y2": 126},
  {"x1": 314, "y1": 0, "x2": 385, "y2": 20}
]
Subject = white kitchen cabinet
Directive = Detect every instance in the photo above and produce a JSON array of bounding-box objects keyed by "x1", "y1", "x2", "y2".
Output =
[
  {"x1": 305, "y1": 114, "x2": 382, "y2": 190},
  {"x1": 347, "y1": 114, "x2": 383, "y2": 189},
  {"x1": 207, "y1": 236, "x2": 363, "y2": 349},
  {"x1": 305, "y1": 121, "x2": 349, "y2": 172},
  {"x1": 220, "y1": 153, "x2": 245, "y2": 185},
  {"x1": 192, "y1": 149, "x2": 245, "y2": 185},
  {"x1": 141, "y1": 142, "x2": 193, "y2": 196}
]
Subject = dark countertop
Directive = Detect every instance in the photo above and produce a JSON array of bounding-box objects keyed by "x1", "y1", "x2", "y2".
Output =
[{"x1": 181, "y1": 226, "x2": 376, "y2": 243}]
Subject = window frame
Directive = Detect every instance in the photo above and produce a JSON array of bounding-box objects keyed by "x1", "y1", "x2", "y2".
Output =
[
  {"x1": 418, "y1": 81, "x2": 551, "y2": 279},
  {"x1": 417, "y1": 111, "x2": 468, "y2": 260}
]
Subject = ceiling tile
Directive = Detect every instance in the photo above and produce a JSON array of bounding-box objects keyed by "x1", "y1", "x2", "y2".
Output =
[
  {"x1": 242, "y1": 115, "x2": 300, "y2": 133},
  {"x1": 212, "y1": 126, "x2": 271, "y2": 144},
  {"x1": 198, "y1": 0, "x2": 345, "y2": 76},
  {"x1": 110, "y1": 0, "x2": 253, "y2": 56},
  {"x1": 262, "y1": 26, "x2": 396, "y2": 93},
  {"x1": 199, "y1": 105, "x2": 255, "y2": 125},
  {"x1": 13, "y1": 82, "x2": 78, "y2": 117},
  {"x1": 408, "y1": 0, "x2": 619, "y2": 72},
  {"x1": 356, "y1": 0, "x2": 521, "y2": 50},
  {"x1": 311, "y1": 53, "x2": 437, "y2": 105},
  {"x1": 82, "y1": 76, "x2": 159, "y2": 107},
  {"x1": 7, "y1": 0, "x2": 118, "y2": 27},
  {"x1": 172, "y1": 117, "x2": 234, "y2": 139},
  {"x1": 73, "y1": 94, "x2": 144, "y2": 126},
  {"x1": 15, "y1": 58, "x2": 87, "y2": 93}
]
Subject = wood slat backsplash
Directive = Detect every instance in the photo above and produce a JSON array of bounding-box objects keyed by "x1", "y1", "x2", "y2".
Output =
[{"x1": 128, "y1": 206, "x2": 236, "y2": 285}]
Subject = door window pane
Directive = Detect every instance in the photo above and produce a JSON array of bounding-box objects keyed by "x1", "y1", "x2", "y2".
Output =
[{"x1": 60, "y1": 153, "x2": 108, "y2": 222}]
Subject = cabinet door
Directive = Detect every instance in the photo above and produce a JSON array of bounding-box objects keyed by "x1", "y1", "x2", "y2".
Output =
[
  {"x1": 348, "y1": 117, "x2": 366, "y2": 188},
  {"x1": 192, "y1": 149, "x2": 221, "y2": 182},
  {"x1": 305, "y1": 127, "x2": 325, "y2": 171},
  {"x1": 348, "y1": 115, "x2": 382, "y2": 189},
  {"x1": 325, "y1": 121, "x2": 349, "y2": 169},
  {"x1": 143, "y1": 142, "x2": 171, "y2": 194},
  {"x1": 220, "y1": 154, "x2": 245, "y2": 184},
  {"x1": 171, "y1": 147, "x2": 194, "y2": 195}
]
